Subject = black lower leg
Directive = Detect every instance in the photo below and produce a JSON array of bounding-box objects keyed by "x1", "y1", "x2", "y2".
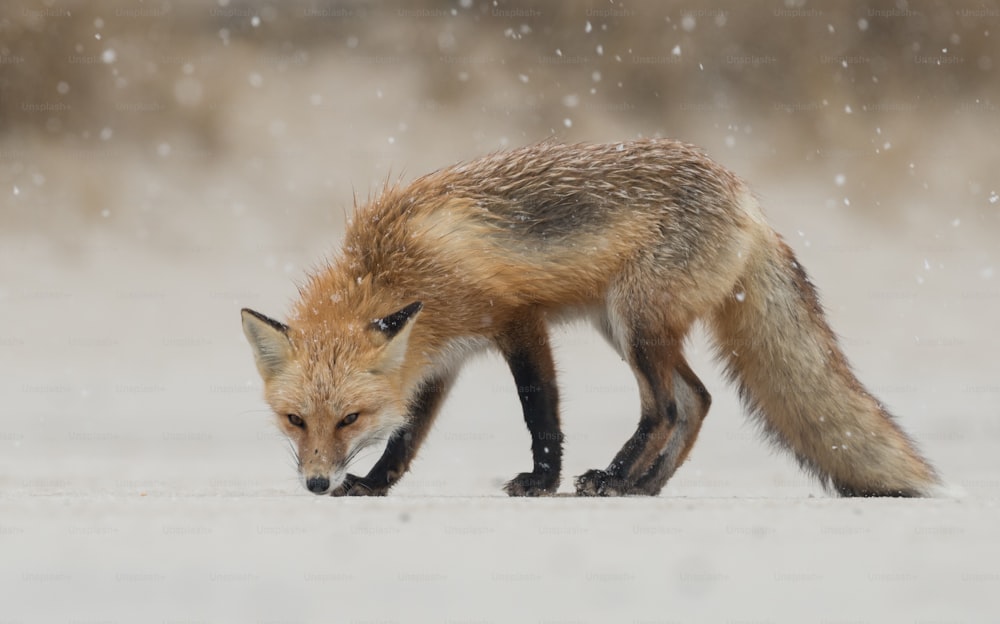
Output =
[
  {"x1": 500, "y1": 327, "x2": 562, "y2": 496},
  {"x1": 334, "y1": 377, "x2": 451, "y2": 496},
  {"x1": 575, "y1": 402, "x2": 674, "y2": 496},
  {"x1": 576, "y1": 332, "x2": 677, "y2": 496},
  {"x1": 611, "y1": 401, "x2": 676, "y2": 475}
]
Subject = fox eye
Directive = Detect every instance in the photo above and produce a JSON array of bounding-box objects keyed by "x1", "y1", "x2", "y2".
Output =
[
  {"x1": 287, "y1": 413, "x2": 305, "y2": 429},
  {"x1": 338, "y1": 412, "x2": 359, "y2": 428}
]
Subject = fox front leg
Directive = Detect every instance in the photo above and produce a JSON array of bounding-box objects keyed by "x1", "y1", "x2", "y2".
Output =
[
  {"x1": 496, "y1": 316, "x2": 563, "y2": 496},
  {"x1": 332, "y1": 376, "x2": 453, "y2": 496}
]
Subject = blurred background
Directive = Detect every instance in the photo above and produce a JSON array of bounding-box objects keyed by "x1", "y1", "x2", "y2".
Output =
[
  {"x1": 1, "y1": 1, "x2": 999, "y2": 619},
  {"x1": 3, "y1": 0, "x2": 1000, "y2": 492}
]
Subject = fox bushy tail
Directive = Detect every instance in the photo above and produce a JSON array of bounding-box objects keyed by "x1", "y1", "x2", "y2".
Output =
[{"x1": 709, "y1": 225, "x2": 939, "y2": 496}]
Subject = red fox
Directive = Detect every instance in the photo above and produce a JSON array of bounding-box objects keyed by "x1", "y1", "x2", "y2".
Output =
[{"x1": 242, "y1": 139, "x2": 939, "y2": 497}]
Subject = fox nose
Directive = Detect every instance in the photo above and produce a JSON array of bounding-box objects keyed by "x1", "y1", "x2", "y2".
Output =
[{"x1": 305, "y1": 476, "x2": 331, "y2": 495}]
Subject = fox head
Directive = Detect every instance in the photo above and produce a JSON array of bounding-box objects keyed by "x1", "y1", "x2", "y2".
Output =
[{"x1": 240, "y1": 301, "x2": 422, "y2": 495}]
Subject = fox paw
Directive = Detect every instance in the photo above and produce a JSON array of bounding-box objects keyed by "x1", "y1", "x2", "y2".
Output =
[
  {"x1": 331, "y1": 474, "x2": 388, "y2": 497},
  {"x1": 504, "y1": 471, "x2": 559, "y2": 497},
  {"x1": 574, "y1": 469, "x2": 631, "y2": 496}
]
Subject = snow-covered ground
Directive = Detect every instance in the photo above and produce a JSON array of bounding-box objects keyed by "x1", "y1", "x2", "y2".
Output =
[{"x1": 3, "y1": 4, "x2": 999, "y2": 620}]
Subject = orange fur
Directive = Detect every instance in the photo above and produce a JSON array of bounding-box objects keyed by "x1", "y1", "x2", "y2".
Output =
[{"x1": 242, "y1": 139, "x2": 939, "y2": 497}]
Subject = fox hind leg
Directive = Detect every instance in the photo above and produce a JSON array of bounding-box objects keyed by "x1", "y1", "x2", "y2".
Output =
[
  {"x1": 628, "y1": 358, "x2": 711, "y2": 495},
  {"x1": 575, "y1": 318, "x2": 683, "y2": 496},
  {"x1": 577, "y1": 287, "x2": 707, "y2": 496}
]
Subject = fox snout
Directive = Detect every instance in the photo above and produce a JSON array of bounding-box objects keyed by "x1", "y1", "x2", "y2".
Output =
[
  {"x1": 305, "y1": 475, "x2": 331, "y2": 495},
  {"x1": 296, "y1": 441, "x2": 350, "y2": 495},
  {"x1": 301, "y1": 465, "x2": 347, "y2": 495}
]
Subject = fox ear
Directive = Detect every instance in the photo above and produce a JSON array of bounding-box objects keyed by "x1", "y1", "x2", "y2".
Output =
[
  {"x1": 241, "y1": 308, "x2": 293, "y2": 382},
  {"x1": 370, "y1": 301, "x2": 423, "y2": 372}
]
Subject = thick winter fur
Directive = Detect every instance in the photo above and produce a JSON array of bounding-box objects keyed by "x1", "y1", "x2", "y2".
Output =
[{"x1": 242, "y1": 139, "x2": 939, "y2": 497}]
